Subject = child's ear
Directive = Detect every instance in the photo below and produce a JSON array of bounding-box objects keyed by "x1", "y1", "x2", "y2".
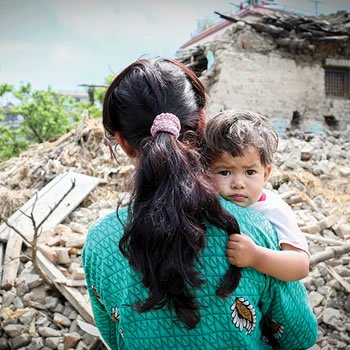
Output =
[
  {"x1": 114, "y1": 131, "x2": 137, "y2": 158},
  {"x1": 264, "y1": 164, "x2": 272, "y2": 183}
]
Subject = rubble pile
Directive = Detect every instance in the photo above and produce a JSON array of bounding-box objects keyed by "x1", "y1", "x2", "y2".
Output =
[{"x1": 0, "y1": 116, "x2": 349, "y2": 349}]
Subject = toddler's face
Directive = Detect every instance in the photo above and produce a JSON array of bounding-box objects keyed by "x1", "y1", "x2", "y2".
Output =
[{"x1": 209, "y1": 146, "x2": 271, "y2": 207}]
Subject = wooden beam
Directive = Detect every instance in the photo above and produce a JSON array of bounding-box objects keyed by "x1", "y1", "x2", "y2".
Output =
[
  {"x1": 1, "y1": 172, "x2": 99, "y2": 290},
  {"x1": 37, "y1": 251, "x2": 94, "y2": 323},
  {"x1": 1, "y1": 232, "x2": 23, "y2": 290},
  {"x1": 0, "y1": 242, "x2": 4, "y2": 283}
]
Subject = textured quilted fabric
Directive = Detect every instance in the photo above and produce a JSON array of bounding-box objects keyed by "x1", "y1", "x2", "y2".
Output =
[{"x1": 82, "y1": 197, "x2": 318, "y2": 350}]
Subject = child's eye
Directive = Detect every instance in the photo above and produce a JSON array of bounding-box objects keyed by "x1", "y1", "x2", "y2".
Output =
[
  {"x1": 219, "y1": 170, "x2": 231, "y2": 176},
  {"x1": 246, "y1": 170, "x2": 256, "y2": 176}
]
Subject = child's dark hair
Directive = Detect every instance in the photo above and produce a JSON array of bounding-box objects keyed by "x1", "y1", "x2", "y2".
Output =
[
  {"x1": 103, "y1": 58, "x2": 241, "y2": 329},
  {"x1": 202, "y1": 110, "x2": 279, "y2": 166}
]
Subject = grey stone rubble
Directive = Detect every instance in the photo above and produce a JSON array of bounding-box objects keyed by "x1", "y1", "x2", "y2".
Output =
[{"x1": 0, "y1": 118, "x2": 350, "y2": 349}]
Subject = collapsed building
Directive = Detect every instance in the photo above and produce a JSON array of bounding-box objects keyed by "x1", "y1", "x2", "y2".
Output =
[{"x1": 176, "y1": 6, "x2": 350, "y2": 132}]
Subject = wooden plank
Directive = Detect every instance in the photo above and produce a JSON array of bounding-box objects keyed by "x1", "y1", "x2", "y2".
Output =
[
  {"x1": 1, "y1": 172, "x2": 99, "y2": 290},
  {"x1": 1, "y1": 234, "x2": 23, "y2": 290},
  {"x1": 37, "y1": 251, "x2": 94, "y2": 323},
  {"x1": 0, "y1": 172, "x2": 99, "y2": 242},
  {"x1": 0, "y1": 242, "x2": 4, "y2": 283}
]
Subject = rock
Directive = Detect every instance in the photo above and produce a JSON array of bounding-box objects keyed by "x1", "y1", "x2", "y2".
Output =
[
  {"x1": 53, "y1": 313, "x2": 71, "y2": 328},
  {"x1": 64, "y1": 332, "x2": 81, "y2": 349},
  {"x1": 10, "y1": 334, "x2": 32, "y2": 350},
  {"x1": 71, "y1": 268, "x2": 85, "y2": 280},
  {"x1": 36, "y1": 315, "x2": 50, "y2": 327},
  {"x1": 45, "y1": 336, "x2": 63, "y2": 349},
  {"x1": 54, "y1": 224, "x2": 72, "y2": 235},
  {"x1": 69, "y1": 222, "x2": 87, "y2": 234},
  {"x1": 54, "y1": 247, "x2": 71, "y2": 265},
  {"x1": 300, "y1": 147, "x2": 313, "y2": 161},
  {"x1": 3, "y1": 324, "x2": 27, "y2": 337},
  {"x1": 301, "y1": 224, "x2": 321, "y2": 234},
  {"x1": 309, "y1": 345, "x2": 321, "y2": 350},
  {"x1": 2, "y1": 291, "x2": 17, "y2": 307},
  {"x1": 26, "y1": 337, "x2": 44, "y2": 350},
  {"x1": 333, "y1": 223, "x2": 350, "y2": 239},
  {"x1": 69, "y1": 320, "x2": 80, "y2": 333},
  {"x1": 0, "y1": 338, "x2": 10, "y2": 350},
  {"x1": 30, "y1": 285, "x2": 48, "y2": 302},
  {"x1": 302, "y1": 276, "x2": 313, "y2": 289},
  {"x1": 309, "y1": 291, "x2": 324, "y2": 307},
  {"x1": 319, "y1": 214, "x2": 338, "y2": 230},
  {"x1": 65, "y1": 236, "x2": 86, "y2": 249},
  {"x1": 38, "y1": 244, "x2": 58, "y2": 264},
  {"x1": 38, "y1": 327, "x2": 62, "y2": 337},
  {"x1": 68, "y1": 310, "x2": 78, "y2": 320},
  {"x1": 15, "y1": 281, "x2": 29, "y2": 297},
  {"x1": 45, "y1": 296, "x2": 59, "y2": 310},
  {"x1": 339, "y1": 167, "x2": 350, "y2": 177},
  {"x1": 313, "y1": 277, "x2": 325, "y2": 288},
  {"x1": 19, "y1": 308, "x2": 37, "y2": 325},
  {"x1": 322, "y1": 308, "x2": 340, "y2": 326}
]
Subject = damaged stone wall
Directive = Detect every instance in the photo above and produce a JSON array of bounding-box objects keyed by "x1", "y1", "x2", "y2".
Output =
[{"x1": 178, "y1": 11, "x2": 350, "y2": 130}]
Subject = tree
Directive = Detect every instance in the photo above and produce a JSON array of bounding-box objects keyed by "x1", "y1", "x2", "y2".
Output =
[
  {"x1": 0, "y1": 83, "x2": 78, "y2": 161},
  {"x1": 8, "y1": 83, "x2": 73, "y2": 143}
]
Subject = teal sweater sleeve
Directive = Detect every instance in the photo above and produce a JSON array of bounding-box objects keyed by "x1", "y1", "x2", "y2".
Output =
[{"x1": 82, "y1": 200, "x2": 317, "y2": 350}]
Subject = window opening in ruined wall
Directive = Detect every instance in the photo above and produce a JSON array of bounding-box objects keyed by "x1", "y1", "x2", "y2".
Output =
[{"x1": 325, "y1": 68, "x2": 349, "y2": 98}]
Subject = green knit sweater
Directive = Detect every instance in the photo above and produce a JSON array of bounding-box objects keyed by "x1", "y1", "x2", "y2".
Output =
[{"x1": 82, "y1": 198, "x2": 317, "y2": 350}]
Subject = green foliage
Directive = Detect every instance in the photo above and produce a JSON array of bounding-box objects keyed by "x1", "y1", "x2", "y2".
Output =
[
  {"x1": 0, "y1": 126, "x2": 28, "y2": 161},
  {"x1": 0, "y1": 84, "x2": 12, "y2": 97},
  {"x1": 0, "y1": 83, "x2": 75, "y2": 161},
  {"x1": 8, "y1": 84, "x2": 72, "y2": 143}
]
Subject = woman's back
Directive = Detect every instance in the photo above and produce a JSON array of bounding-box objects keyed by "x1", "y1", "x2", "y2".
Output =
[{"x1": 83, "y1": 198, "x2": 317, "y2": 350}]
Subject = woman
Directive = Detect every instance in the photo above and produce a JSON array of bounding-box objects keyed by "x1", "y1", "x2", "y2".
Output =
[{"x1": 82, "y1": 58, "x2": 317, "y2": 349}]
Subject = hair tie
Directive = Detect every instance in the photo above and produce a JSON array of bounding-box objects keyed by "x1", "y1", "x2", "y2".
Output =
[{"x1": 150, "y1": 113, "x2": 181, "y2": 139}]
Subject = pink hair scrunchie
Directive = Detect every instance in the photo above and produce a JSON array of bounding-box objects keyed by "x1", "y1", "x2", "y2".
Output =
[{"x1": 150, "y1": 113, "x2": 181, "y2": 139}]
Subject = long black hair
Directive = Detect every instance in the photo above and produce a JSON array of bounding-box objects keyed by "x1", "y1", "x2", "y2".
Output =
[{"x1": 103, "y1": 58, "x2": 241, "y2": 329}]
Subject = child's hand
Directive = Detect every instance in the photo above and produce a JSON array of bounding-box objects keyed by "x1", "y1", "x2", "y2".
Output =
[{"x1": 226, "y1": 233, "x2": 258, "y2": 268}]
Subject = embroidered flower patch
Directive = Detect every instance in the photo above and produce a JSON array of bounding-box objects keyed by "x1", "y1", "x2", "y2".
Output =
[{"x1": 230, "y1": 297, "x2": 256, "y2": 335}]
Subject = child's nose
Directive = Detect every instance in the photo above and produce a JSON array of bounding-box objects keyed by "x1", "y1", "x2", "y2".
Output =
[{"x1": 230, "y1": 177, "x2": 245, "y2": 189}]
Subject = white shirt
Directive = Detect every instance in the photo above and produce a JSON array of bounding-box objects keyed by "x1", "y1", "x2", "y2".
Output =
[{"x1": 250, "y1": 189, "x2": 309, "y2": 254}]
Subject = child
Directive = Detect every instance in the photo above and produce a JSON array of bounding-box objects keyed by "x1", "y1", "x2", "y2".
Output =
[{"x1": 202, "y1": 110, "x2": 310, "y2": 281}]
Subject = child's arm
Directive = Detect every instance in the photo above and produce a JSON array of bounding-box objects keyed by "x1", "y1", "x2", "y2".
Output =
[{"x1": 226, "y1": 234, "x2": 309, "y2": 281}]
